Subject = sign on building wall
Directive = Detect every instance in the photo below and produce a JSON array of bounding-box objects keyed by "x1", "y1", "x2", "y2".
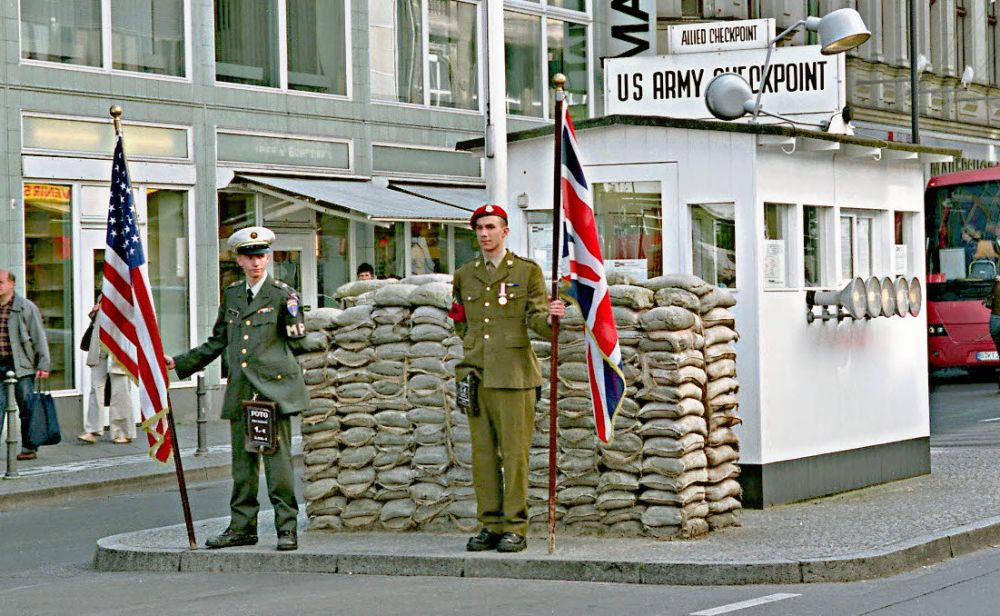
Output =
[
  {"x1": 605, "y1": 45, "x2": 845, "y2": 121},
  {"x1": 665, "y1": 18, "x2": 774, "y2": 54},
  {"x1": 606, "y1": 0, "x2": 656, "y2": 57}
]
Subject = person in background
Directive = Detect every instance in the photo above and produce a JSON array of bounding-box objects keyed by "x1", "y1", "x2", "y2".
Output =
[
  {"x1": 989, "y1": 275, "x2": 1000, "y2": 391},
  {"x1": 78, "y1": 296, "x2": 136, "y2": 444},
  {"x1": 0, "y1": 269, "x2": 51, "y2": 461},
  {"x1": 356, "y1": 262, "x2": 374, "y2": 281}
]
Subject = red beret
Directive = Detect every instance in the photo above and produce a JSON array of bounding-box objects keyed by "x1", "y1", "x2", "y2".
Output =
[{"x1": 470, "y1": 204, "x2": 508, "y2": 228}]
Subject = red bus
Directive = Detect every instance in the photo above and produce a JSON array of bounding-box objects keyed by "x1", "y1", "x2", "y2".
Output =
[{"x1": 925, "y1": 165, "x2": 1000, "y2": 371}]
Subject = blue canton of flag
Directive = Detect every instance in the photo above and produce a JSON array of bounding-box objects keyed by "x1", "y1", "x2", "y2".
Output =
[{"x1": 108, "y1": 143, "x2": 145, "y2": 268}]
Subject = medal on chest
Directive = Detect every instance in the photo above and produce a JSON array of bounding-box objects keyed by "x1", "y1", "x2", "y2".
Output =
[{"x1": 498, "y1": 283, "x2": 508, "y2": 306}]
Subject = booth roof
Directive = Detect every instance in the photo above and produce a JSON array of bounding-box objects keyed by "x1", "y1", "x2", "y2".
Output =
[{"x1": 455, "y1": 114, "x2": 962, "y2": 160}]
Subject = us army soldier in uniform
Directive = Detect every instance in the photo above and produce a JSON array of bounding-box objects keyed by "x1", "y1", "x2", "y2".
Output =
[
  {"x1": 449, "y1": 204, "x2": 565, "y2": 553},
  {"x1": 166, "y1": 226, "x2": 308, "y2": 551}
]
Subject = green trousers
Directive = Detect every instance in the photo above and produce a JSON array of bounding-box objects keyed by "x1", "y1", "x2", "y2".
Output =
[
  {"x1": 228, "y1": 411, "x2": 299, "y2": 534},
  {"x1": 468, "y1": 386, "x2": 535, "y2": 536}
]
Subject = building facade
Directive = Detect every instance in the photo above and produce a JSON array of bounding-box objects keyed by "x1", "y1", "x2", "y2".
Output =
[{"x1": 0, "y1": 1, "x2": 996, "y2": 428}]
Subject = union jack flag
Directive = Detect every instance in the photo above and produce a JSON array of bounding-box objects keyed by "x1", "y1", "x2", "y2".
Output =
[
  {"x1": 559, "y1": 108, "x2": 626, "y2": 444},
  {"x1": 98, "y1": 133, "x2": 173, "y2": 463}
]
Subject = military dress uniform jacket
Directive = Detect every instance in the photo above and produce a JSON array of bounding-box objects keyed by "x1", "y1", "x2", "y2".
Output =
[
  {"x1": 173, "y1": 277, "x2": 309, "y2": 419},
  {"x1": 452, "y1": 250, "x2": 551, "y2": 389}
]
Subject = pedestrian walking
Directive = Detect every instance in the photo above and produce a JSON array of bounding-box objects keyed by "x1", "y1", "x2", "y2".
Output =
[
  {"x1": 78, "y1": 296, "x2": 136, "y2": 444},
  {"x1": 0, "y1": 268, "x2": 51, "y2": 460}
]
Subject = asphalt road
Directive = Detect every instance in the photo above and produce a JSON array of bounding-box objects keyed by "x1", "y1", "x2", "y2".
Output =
[{"x1": 2, "y1": 380, "x2": 1000, "y2": 615}]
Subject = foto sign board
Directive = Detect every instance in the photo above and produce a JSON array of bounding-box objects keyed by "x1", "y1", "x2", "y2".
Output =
[
  {"x1": 666, "y1": 19, "x2": 775, "y2": 54},
  {"x1": 605, "y1": 45, "x2": 845, "y2": 121}
]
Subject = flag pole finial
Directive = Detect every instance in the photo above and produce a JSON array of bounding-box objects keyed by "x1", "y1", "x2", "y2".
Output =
[
  {"x1": 553, "y1": 73, "x2": 566, "y2": 91},
  {"x1": 109, "y1": 105, "x2": 123, "y2": 134}
]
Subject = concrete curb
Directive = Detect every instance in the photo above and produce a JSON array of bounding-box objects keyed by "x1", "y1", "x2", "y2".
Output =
[{"x1": 93, "y1": 514, "x2": 1000, "y2": 585}]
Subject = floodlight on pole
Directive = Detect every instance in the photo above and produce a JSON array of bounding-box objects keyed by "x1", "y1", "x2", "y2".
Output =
[{"x1": 704, "y1": 9, "x2": 870, "y2": 125}]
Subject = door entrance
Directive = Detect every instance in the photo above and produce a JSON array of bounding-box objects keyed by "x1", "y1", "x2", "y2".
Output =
[
  {"x1": 79, "y1": 227, "x2": 142, "y2": 429},
  {"x1": 270, "y1": 232, "x2": 317, "y2": 312}
]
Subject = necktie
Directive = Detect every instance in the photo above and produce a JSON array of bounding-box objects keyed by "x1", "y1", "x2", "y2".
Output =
[
  {"x1": 246, "y1": 288, "x2": 254, "y2": 305},
  {"x1": 486, "y1": 262, "x2": 495, "y2": 276}
]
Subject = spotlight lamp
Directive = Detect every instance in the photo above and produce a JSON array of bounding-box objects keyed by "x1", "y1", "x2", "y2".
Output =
[
  {"x1": 704, "y1": 8, "x2": 871, "y2": 124},
  {"x1": 806, "y1": 276, "x2": 920, "y2": 323}
]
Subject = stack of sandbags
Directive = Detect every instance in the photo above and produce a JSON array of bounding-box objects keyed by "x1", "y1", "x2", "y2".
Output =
[{"x1": 700, "y1": 287, "x2": 742, "y2": 530}]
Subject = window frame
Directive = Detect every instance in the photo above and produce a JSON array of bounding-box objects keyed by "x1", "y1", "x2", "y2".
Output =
[
  {"x1": 212, "y1": 0, "x2": 353, "y2": 100},
  {"x1": 18, "y1": 0, "x2": 193, "y2": 82},
  {"x1": 802, "y1": 204, "x2": 833, "y2": 289},
  {"x1": 369, "y1": 0, "x2": 484, "y2": 113},
  {"x1": 839, "y1": 209, "x2": 882, "y2": 283},
  {"x1": 763, "y1": 202, "x2": 793, "y2": 290},
  {"x1": 690, "y1": 202, "x2": 737, "y2": 290},
  {"x1": 503, "y1": 1, "x2": 593, "y2": 121}
]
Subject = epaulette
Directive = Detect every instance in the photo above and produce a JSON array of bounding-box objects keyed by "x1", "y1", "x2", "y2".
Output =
[
  {"x1": 227, "y1": 280, "x2": 244, "y2": 288},
  {"x1": 271, "y1": 278, "x2": 289, "y2": 289}
]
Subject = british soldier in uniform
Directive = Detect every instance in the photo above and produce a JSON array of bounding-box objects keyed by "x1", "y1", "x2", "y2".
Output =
[
  {"x1": 449, "y1": 204, "x2": 565, "y2": 553},
  {"x1": 166, "y1": 226, "x2": 308, "y2": 551}
]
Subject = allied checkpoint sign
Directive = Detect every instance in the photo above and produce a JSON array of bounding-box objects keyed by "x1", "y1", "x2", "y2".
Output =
[
  {"x1": 665, "y1": 18, "x2": 775, "y2": 54},
  {"x1": 605, "y1": 20, "x2": 846, "y2": 125}
]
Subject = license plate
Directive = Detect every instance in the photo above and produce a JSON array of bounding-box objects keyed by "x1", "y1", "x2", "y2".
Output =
[{"x1": 977, "y1": 351, "x2": 999, "y2": 361}]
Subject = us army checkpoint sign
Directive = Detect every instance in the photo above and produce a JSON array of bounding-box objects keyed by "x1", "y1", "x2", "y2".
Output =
[{"x1": 604, "y1": 45, "x2": 845, "y2": 123}]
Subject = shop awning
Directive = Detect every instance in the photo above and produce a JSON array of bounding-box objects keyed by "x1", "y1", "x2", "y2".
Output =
[
  {"x1": 238, "y1": 175, "x2": 476, "y2": 222},
  {"x1": 388, "y1": 183, "x2": 486, "y2": 212}
]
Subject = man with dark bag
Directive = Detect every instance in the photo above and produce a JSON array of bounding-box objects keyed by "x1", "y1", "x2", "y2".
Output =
[
  {"x1": 0, "y1": 269, "x2": 51, "y2": 461},
  {"x1": 449, "y1": 205, "x2": 564, "y2": 553},
  {"x1": 165, "y1": 227, "x2": 308, "y2": 551}
]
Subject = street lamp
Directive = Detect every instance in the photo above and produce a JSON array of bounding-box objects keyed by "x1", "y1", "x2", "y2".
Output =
[{"x1": 704, "y1": 8, "x2": 871, "y2": 124}]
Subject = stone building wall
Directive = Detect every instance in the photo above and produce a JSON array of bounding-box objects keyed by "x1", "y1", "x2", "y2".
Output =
[{"x1": 297, "y1": 273, "x2": 741, "y2": 539}]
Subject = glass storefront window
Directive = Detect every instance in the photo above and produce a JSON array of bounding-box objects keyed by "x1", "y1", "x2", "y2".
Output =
[
  {"x1": 370, "y1": 0, "x2": 424, "y2": 104},
  {"x1": 317, "y1": 214, "x2": 350, "y2": 306},
  {"x1": 691, "y1": 203, "x2": 736, "y2": 289},
  {"x1": 218, "y1": 192, "x2": 256, "y2": 295},
  {"x1": 593, "y1": 181, "x2": 663, "y2": 280},
  {"x1": 287, "y1": 0, "x2": 348, "y2": 95},
  {"x1": 23, "y1": 183, "x2": 74, "y2": 390},
  {"x1": 546, "y1": 18, "x2": 588, "y2": 119},
  {"x1": 20, "y1": 0, "x2": 102, "y2": 67},
  {"x1": 374, "y1": 223, "x2": 406, "y2": 279},
  {"x1": 550, "y1": 0, "x2": 586, "y2": 10},
  {"x1": 146, "y1": 189, "x2": 190, "y2": 357},
  {"x1": 454, "y1": 227, "x2": 479, "y2": 269},
  {"x1": 215, "y1": 0, "x2": 280, "y2": 87},
  {"x1": 505, "y1": 11, "x2": 543, "y2": 117},
  {"x1": 410, "y1": 223, "x2": 448, "y2": 275},
  {"x1": 111, "y1": 0, "x2": 185, "y2": 76}
]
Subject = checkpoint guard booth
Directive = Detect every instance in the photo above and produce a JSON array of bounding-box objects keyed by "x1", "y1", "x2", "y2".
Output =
[
  {"x1": 457, "y1": 10, "x2": 961, "y2": 508},
  {"x1": 464, "y1": 115, "x2": 958, "y2": 507}
]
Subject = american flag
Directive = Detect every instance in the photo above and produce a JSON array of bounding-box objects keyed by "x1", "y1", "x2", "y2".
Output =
[
  {"x1": 98, "y1": 133, "x2": 173, "y2": 463},
  {"x1": 559, "y1": 107, "x2": 626, "y2": 444}
]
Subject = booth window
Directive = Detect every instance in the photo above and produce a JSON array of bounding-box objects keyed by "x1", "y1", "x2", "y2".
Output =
[
  {"x1": 316, "y1": 214, "x2": 350, "y2": 306},
  {"x1": 764, "y1": 202, "x2": 792, "y2": 288},
  {"x1": 840, "y1": 210, "x2": 877, "y2": 280},
  {"x1": 369, "y1": 0, "x2": 479, "y2": 110},
  {"x1": 803, "y1": 205, "x2": 829, "y2": 287},
  {"x1": 691, "y1": 203, "x2": 735, "y2": 289},
  {"x1": 454, "y1": 226, "x2": 479, "y2": 270},
  {"x1": 893, "y1": 211, "x2": 915, "y2": 276},
  {"x1": 410, "y1": 223, "x2": 448, "y2": 275},
  {"x1": 594, "y1": 181, "x2": 663, "y2": 280},
  {"x1": 215, "y1": 0, "x2": 348, "y2": 95},
  {"x1": 373, "y1": 224, "x2": 406, "y2": 279},
  {"x1": 505, "y1": 6, "x2": 589, "y2": 120},
  {"x1": 23, "y1": 183, "x2": 74, "y2": 390},
  {"x1": 146, "y1": 189, "x2": 190, "y2": 357},
  {"x1": 20, "y1": 0, "x2": 186, "y2": 77}
]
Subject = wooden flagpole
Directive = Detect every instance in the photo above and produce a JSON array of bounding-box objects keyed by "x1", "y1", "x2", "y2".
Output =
[
  {"x1": 547, "y1": 74, "x2": 567, "y2": 555},
  {"x1": 110, "y1": 105, "x2": 197, "y2": 550}
]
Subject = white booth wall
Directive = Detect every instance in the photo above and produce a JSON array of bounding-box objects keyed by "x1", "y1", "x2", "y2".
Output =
[{"x1": 502, "y1": 118, "x2": 933, "y2": 505}]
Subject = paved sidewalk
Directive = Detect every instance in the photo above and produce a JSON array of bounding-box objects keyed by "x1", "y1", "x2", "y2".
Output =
[
  {"x1": 91, "y1": 444, "x2": 1000, "y2": 585},
  {"x1": 7, "y1": 384, "x2": 1000, "y2": 586}
]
